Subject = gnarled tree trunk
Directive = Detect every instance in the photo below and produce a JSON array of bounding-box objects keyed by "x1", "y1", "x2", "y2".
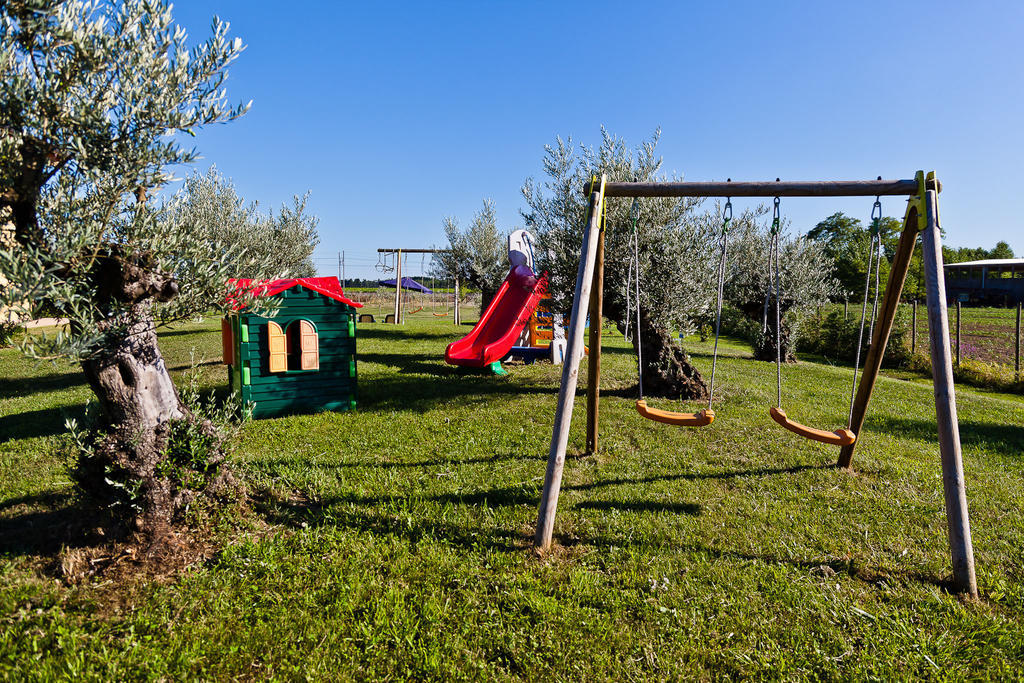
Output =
[
  {"x1": 71, "y1": 289, "x2": 231, "y2": 541},
  {"x1": 76, "y1": 307, "x2": 186, "y2": 537},
  {"x1": 603, "y1": 282, "x2": 708, "y2": 399},
  {"x1": 633, "y1": 309, "x2": 708, "y2": 399}
]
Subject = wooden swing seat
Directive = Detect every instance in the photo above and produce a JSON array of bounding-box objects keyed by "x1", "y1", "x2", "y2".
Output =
[
  {"x1": 768, "y1": 407, "x2": 856, "y2": 446},
  {"x1": 635, "y1": 400, "x2": 715, "y2": 427}
]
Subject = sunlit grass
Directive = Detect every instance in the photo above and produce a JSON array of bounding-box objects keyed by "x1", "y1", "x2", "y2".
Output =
[{"x1": 1, "y1": 313, "x2": 1023, "y2": 679}]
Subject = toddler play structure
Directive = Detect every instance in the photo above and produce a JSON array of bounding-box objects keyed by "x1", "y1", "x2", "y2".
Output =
[
  {"x1": 223, "y1": 277, "x2": 361, "y2": 418},
  {"x1": 444, "y1": 230, "x2": 548, "y2": 372},
  {"x1": 504, "y1": 296, "x2": 569, "y2": 365},
  {"x1": 534, "y1": 173, "x2": 979, "y2": 598}
]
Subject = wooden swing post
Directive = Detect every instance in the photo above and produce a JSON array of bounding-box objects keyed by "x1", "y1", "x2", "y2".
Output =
[
  {"x1": 920, "y1": 188, "x2": 978, "y2": 597},
  {"x1": 585, "y1": 221, "x2": 606, "y2": 454},
  {"x1": 836, "y1": 206, "x2": 920, "y2": 469},
  {"x1": 535, "y1": 175, "x2": 606, "y2": 550}
]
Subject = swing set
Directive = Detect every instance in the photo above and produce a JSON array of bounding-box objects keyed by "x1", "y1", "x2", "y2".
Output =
[
  {"x1": 375, "y1": 247, "x2": 459, "y2": 325},
  {"x1": 535, "y1": 172, "x2": 978, "y2": 598},
  {"x1": 626, "y1": 191, "x2": 864, "y2": 443}
]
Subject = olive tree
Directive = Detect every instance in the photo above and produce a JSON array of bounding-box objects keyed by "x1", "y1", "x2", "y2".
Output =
[
  {"x1": 436, "y1": 199, "x2": 509, "y2": 315},
  {"x1": 724, "y1": 216, "x2": 840, "y2": 361},
  {"x1": 522, "y1": 129, "x2": 715, "y2": 398},
  {"x1": 163, "y1": 167, "x2": 320, "y2": 279},
  {"x1": 0, "y1": 0, "x2": 280, "y2": 538}
]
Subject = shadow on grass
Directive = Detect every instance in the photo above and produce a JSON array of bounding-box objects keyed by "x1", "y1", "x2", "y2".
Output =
[
  {"x1": 0, "y1": 371, "x2": 86, "y2": 399},
  {"x1": 359, "y1": 352, "x2": 465, "y2": 377},
  {"x1": 357, "y1": 364, "x2": 555, "y2": 413},
  {"x1": 253, "y1": 490, "x2": 530, "y2": 553},
  {"x1": 246, "y1": 450, "x2": 546, "y2": 472},
  {"x1": 0, "y1": 405, "x2": 86, "y2": 441},
  {"x1": 569, "y1": 464, "x2": 829, "y2": 491},
  {"x1": 357, "y1": 326, "x2": 454, "y2": 343},
  {"x1": 571, "y1": 531, "x2": 946, "y2": 590},
  {"x1": 157, "y1": 328, "x2": 212, "y2": 338},
  {"x1": 254, "y1": 459, "x2": 943, "y2": 590},
  {"x1": 574, "y1": 499, "x2": 700, "y2": 515},
  {"x1": 257, "y1": 464, "x2": 831, "y2": 545},
  {"x1": 869, "y1": 416, "x2": 1024, "y2": 454},
  {"x1": 0, "y1": 490, "x2": 99, "y2": 558},
  {"x1": 167, "y1": 359, "x2": 221, "y2": 372}
]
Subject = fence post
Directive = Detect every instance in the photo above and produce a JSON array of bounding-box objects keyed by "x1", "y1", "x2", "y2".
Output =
[
  {"x1": 1016, "y1": 302, "x2": 1021, "y2": 381},
  {"x1": 844, "y1": 298, "x2": 849, "y2": 320},
  {"x1": 955, "y1": 300, "x2": 961, "y2": 366}
]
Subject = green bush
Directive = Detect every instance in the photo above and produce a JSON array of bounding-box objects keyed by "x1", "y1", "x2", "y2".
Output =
[
  {"x1": 717, "y1": 304, "x2": 760, "y2": 344},
  {"x1": 798, "y1": 310, "x2": 913, "y2": 368}
]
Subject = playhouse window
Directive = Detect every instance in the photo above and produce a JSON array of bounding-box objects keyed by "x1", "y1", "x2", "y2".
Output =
[
  {"x1": 286, "y1": 320, "x2": 319, "y2": 371},
  {"x1": 267, "y1": 321, "x2": 287, "y2": 372},
  {"x1": 266, "y1": 320, "x2": 318, "y2": 372}
]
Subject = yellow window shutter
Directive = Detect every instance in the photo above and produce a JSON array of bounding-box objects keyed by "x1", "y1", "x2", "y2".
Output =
[
  {"x1": 299, "y1": 320, "x2": 319, "y2": 371},
  {"x1": 267, "y1": 321, "x2": 287, "y2": 373}
]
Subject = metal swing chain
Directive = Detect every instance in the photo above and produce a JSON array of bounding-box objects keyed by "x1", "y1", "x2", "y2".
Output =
[
  {"x1": 625, "y1": 198, "x2": 640, "y2": 345},
  {"x1": 869, "y1": 199, "x2": 883, "y2": 339},
  {"x1": 771, "y1": 196, "x2": 783, "y2": 408},
  {"x1": 707, "y1": 199, "x2": 731, "y2": 410},
  {"x1": 627, "y1": 198, "x2": 645, "y2": 400},
  {"x1": 848, "y1": 197, "x2": 882, "y2": 426}
]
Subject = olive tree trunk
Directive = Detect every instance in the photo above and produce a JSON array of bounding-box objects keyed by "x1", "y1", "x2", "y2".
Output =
[
  {"x1": 74, "y1": 303, "x2": 229, "y2": 539},
  {"x1": 602, "y1": 289, "x2": 708, "y2": 399},
  {"x1": 634, "y1": 310, "x2": 708, "y2": 399},
  {"x1": 479, "y1": 284, "x2": 499, "y2": 317}
]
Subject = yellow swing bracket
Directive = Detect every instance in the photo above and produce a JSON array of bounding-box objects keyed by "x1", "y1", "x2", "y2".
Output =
[{"x1": 904, "y1": 170, "x2": 937, "y2": 232}]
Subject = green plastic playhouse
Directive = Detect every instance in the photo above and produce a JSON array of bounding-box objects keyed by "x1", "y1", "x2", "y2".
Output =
[{"x1": 222, "y1": 277, "x2": 361, "y2": 418}]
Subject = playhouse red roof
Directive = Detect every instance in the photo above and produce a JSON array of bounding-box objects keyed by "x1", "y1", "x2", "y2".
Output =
[{"x1": 228, "y1": 277, "x2": 362, "y2": 309}]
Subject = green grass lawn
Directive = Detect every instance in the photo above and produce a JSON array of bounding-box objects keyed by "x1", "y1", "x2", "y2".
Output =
[{"x1": 2, "y1": 314, "x2": 1024, "y2": 679}]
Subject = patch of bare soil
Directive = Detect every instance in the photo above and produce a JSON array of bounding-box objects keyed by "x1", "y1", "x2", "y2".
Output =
[{"x1": 1, "y1": 492, "x2": 273, "y2": 614}]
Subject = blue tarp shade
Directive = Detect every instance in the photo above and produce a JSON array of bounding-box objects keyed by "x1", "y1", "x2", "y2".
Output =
[{"x1": 378, "y1": 277, "x2": 433, "y2": 294}]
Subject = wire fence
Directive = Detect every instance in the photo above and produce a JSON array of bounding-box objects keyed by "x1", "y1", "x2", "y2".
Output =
[{"x1": 833, "y1": 300, "x2": 1023, "y2": 381}]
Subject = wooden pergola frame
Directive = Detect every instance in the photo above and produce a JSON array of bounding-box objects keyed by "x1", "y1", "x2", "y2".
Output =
[{"x1": 533, "y1": 172, "x2": 978, "y2": 597}]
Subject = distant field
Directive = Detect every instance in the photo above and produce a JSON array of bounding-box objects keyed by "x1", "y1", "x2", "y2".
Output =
[{"x1": 827, "y1": 304, "x2": 1021, "y2": 367}]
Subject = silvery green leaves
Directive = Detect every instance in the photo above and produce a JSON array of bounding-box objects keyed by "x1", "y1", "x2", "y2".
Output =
[
  {"x1": 437, "y1": 199, "x2": 508, "y2": 302},
  {"x1": 521, "y1": 128, "x2": 709, "y2": 337},
  {"x1": 0, "y1": 0, "x2": 255, "y2": 359}
]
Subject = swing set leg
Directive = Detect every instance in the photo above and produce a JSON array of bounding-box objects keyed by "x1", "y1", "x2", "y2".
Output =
[
  {"x1": 585, "y1": 223, "x2": 606, "y2": 455},
  {"x1": 839, "y1": 182, "x2": 976, "y2": 597},
  {"x1": 838, "y1": 207, "x2": 919, "y2": 469}
]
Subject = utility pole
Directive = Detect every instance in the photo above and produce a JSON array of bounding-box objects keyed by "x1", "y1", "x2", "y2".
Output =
[{"x1": 342, "y1": 250, "x2": 346, "y2": 289}]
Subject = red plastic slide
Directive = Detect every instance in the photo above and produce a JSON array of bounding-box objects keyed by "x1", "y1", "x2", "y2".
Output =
[{"x1": 444, "y1": 265, "x2": 547, "y2": 367}]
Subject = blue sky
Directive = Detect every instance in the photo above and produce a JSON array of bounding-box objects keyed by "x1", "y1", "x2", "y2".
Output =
[{"x1": 172, "y1": 1, "x2": 1024, "y2": 280}]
